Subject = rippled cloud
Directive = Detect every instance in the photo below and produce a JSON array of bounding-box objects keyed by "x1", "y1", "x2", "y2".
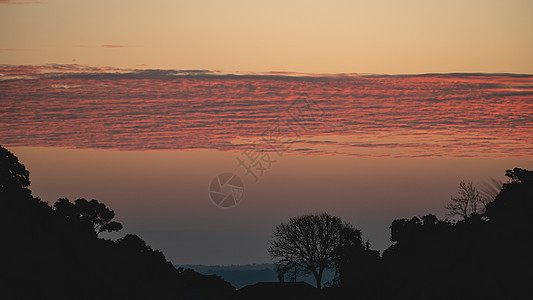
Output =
[{"x1": 0, "y1": 64, "x2": 532, "y2": 158}]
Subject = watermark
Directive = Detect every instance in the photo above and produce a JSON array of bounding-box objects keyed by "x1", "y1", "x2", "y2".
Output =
[
  {"x1": 235, "y1": 93, "x2": 325, "y2": 183},
  {"x1": 208, "y1": 173, "x2": 244, "y2": 208},
  {"x1": 208, "y1": 93, "x2": 328, "y2": 208}
]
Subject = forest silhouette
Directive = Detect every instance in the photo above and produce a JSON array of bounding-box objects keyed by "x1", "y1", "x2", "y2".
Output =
[{"x1": 1, "y1": 145, "x2": 531, "y2": 299}]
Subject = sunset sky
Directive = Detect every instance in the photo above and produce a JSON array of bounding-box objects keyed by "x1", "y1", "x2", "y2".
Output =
[
  {"x1": 1, "y1": 0, "x2": 532, "y2": 265},
  {"x1": 1, "y1": 0, "x2": 533, "y2": 73}
]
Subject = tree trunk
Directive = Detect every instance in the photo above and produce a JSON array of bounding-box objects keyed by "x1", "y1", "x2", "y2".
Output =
[{"x1": 314, "y1": 269, "x2": 323, "y2": 289}]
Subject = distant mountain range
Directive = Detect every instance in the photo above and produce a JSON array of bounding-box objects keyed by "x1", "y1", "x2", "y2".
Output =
[{"x1": 176, "y1": 264, "x2": 334, "y2": 289}]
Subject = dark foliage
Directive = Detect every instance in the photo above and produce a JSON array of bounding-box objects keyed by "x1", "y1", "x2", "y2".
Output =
[
  {"x1": 270, "y1": 168, "x2": 532, "y2": 299},
  {"x1": 0, "y1": 145, "x2": 234, "y2": 299},
  {"x1": 374, "y1": 168, "x2": 532, "y2": 300},
  {"x1": 54, "y1": 197, "x2": 123, "y2": 235}
]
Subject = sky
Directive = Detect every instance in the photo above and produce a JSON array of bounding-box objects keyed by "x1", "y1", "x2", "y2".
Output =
[
  {"x1": 1, "y1": 0, "x2": 532, "y2": 265},
  {"x1": 11, "y1": 147, "x2": 531, "y2": 264},
  {"x1": 1, "y1": 0, "x2": 533, "y2": 74},
  {"x1": 1, "y1": 67, "x2": 532, "y2": 264}
]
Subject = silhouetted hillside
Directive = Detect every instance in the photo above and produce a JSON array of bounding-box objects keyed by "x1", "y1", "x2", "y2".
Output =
[
  {"x1": 336, "y1": 168, "x2": 533, "y2": 299},
  {"x1": 0, "y1": 145, "x2": 235, "y2": 299}
]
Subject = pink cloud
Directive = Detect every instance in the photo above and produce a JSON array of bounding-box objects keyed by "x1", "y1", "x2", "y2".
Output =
[{"x1": 1, "y1": 65, "x2": 531, "y2": 158}]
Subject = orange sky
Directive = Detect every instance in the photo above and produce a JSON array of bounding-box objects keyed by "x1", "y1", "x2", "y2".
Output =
[
  {"x1": 12, "y1": 146, "x2": 533, "y2": 264},
  {"x1": 1, "y1": 0, "x2": 532, "y2": 74}
]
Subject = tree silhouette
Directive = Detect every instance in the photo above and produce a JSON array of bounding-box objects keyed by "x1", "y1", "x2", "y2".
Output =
[
  {"x1": 485, "y1": 168, "x2": 533, "y2": 227},
  {"x1": 504, "y1": 167, "x2": 532, "y2": 184},
  {"x1": 333, "y1": 224, "x2": 376, "y2": 287},
  {"x1": 0, "y1": 145, "x2": 30, "y2": 195},
  {"x1": 268, "y1": 212, "x2": 351, "y2": 289},
  {"x1": 54, "y1": 198, "x2": 123, "y2": 235},
  {"x1": 445, "y1": 180, "x2": 485, "y2": 220}
]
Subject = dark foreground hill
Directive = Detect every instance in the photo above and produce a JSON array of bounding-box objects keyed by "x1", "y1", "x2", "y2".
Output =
[
  {"x1": 0, "y1": 145, "x2": 235, "y2": 299},
  {"x1": 1, "y1": 144, "x2": 531, "y2": 299}
]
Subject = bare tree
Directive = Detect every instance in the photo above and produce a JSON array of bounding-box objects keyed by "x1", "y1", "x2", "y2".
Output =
[
  {"x1": 445, "y1": 180, "x2": 485, "y2": 220},
  {"x1": 268, "y1": 212, "x2": 345, "y2": 289}
]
